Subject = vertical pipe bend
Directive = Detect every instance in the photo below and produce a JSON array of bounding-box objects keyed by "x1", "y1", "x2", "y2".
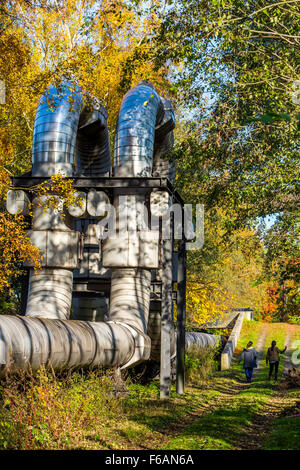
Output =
[
  {"x1": 153, "y1": 97, "x2": 176, "y2": 182},
  {"x1": 114, "y1": 81, "x2": 164, "y2": 177},
  {"x1": 26, "y1": 269, "x2": 73, "y2": 321},
  {"x1": 32, "y1": 83, "x2": 111, "y2": 177},
  {"x1": 76, "y1": 103, "x2": 111, "y2": 176},
  {"x1": 107, "y1": 81, "x2": 166, "y2": 366},
  {"x1": 29, "y1": 84, "x2": 111, "y2": 321},
  {"x1": 109, "y1": 82, "x2": 176, "y2": 368}
]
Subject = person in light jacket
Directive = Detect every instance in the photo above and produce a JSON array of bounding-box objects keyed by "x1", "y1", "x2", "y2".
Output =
[
  {"x1": 266, "y1": 340, "x2": 287, "y2": 381},
  {"x1": 239, "y1": 341, "x2": 257, "y2": 383}
]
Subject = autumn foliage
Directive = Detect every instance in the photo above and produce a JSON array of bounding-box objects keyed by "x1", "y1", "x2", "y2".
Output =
[
  {"x1": 0, "y1": 1, "x2": 298, "y2": 325},
  {"x1": 0, "y1": 0, "x2": 169, "y2": 300},
  {"x1": 261, "y1": 286, "x2": 280, "y2": 323},
  {"x1": 186, "y1": 272, "x2": 233, "y2": 329},
  {"x1": 0, "y1": 213, "x2": 41, "y2": 291}
]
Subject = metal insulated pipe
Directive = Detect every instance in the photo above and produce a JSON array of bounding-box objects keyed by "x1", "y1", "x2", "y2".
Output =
[
  {"x1": 101, "y1": 83, "x2": 161, "y2": 366},
  {"x1": 114, "y1": 81, "x2": 164, "y2": 177},
  {"x1": 108, "y1": 82, "x2": 177, "y2": 368},
  {"x1": 26, "y1": 269, "x2": 73, "y2": 320},
  {"x1": 32, "y1": 83, "x2": 82, "y2": 177},
  {"x1": 32, "y1": 83, "x2": 111, "y2": 177},
  {"x1": 0, "y1": 316, "x2": 136, "y2": 376},
  {"x1": 76, "y1": 105, "x2": 111, "y2": 177},
  {"x1": 25, "y1": 195, "x2": 77, "y2": 320},
  {"x1": 28, "y1": 83, "x2": 111, "y2": 321},
  {"x1": 153, "y1": 98, "x2": 176, "y2": 182},
  {"x1": 185, "y1": 332, "x2": 220, "y2": 350},
  {"x1": 106, "y1": 82, "x2": 172, "y2": 363},
  {"x1": 109, "y1": 269, "x2": 151, "y2": 334},
  {"x1": 0, "y1": 81, "x2": 175, "y2": 375}
]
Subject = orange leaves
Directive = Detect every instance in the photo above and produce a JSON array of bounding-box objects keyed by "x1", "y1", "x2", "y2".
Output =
[
  {"x1": 261, "y1": 285, "x2": 280, "y2": 321},
  {"x1": 0, "y1": 213, "x2": 41, "y2": 292}
]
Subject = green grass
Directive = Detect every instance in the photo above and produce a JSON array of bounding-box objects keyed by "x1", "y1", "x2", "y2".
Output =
[
  {"x1": 236, "y1": 319, "x2": 266, "y2": 352},
  {"x1": 262, "y1": 324, "x2": 300, "y2": 450},
  {"x1": 162, "y1": 322, "x2": 300, "y2": 450},
  {"x1": 0, "y1": 367, "x2": 222, "y2": 450},
  {"x1": 263, "y1": 413, "x2": 300, "y2": 450},
  {"x1": 162, "y1": 366, "x2": 275, "y2": 450}
]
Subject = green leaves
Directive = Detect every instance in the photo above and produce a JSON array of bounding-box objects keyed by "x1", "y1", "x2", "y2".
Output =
[
  {"x1": 157, "y1": 0, "x2": 299, "y2": 227},
  {"x1": 248, "y1": 112, "x2": 293, "y2": 125}
]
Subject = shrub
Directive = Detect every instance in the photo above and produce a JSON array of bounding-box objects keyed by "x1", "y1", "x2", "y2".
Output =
[
  {"x1": 0, "y1": 367, "x2": 120, "y2": 450},
  {"x1": 185, "y1": 345, "x2": 218, "y2": 383}
]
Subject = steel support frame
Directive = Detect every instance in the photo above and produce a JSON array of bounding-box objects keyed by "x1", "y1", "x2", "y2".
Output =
[
  {"x1": 160, "y1": 214, "x2": 174, "y2": 399},
  {"x1": 16, "y1": 175, "x2": 187, "y2": 396},
  {"x1": 176, "y1": 235, "x2": 187, "y2": 394}
]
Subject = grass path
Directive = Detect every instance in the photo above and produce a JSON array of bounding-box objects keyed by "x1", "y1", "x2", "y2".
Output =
[
  {"x1": 252, "y1": 325, "x2": 267, "y2": 380},
  {"x1": 159, "y1": 322, "x2": 300, "y2": 450}
]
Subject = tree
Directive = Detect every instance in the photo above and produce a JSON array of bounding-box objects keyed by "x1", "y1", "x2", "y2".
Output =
[
  {"x1": 261, "y1": 210, "x2": 300, "y2": 322},
  {"x1": 151, "y1": 1, "x2": 299, "y2": 324},
  {"x1": 0, "y1": 0, "x2": 171, "y2": 302},
  {"x1": 155, "y1": 0, "x2": 299, "y2": 227},
  {"x1": 185, "y1": 208, "x2": 266, "y2": 327}
]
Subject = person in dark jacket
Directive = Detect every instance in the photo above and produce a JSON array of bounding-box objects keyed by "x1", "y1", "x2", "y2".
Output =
[
  {"x1": 266, "y1": 340, "x2": 287, "y2": 381},
  {"x1": 239, "y1": 341, "x2": 257, "y2": 383}
]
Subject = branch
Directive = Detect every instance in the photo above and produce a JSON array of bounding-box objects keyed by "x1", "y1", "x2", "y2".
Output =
[
  {"x1": 225, "y1": 0, "x2": 300, "y2": 24},
  {"x1": 248, "y1": 29, "x2": 300, "y2": 46},
  {"x1": 248, "y1": 0, "x2": 300, "y2": 17}
]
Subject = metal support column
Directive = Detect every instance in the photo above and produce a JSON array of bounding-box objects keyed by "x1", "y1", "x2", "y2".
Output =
[
  {"x1": 176, "y1": 236, "x2": 187, "y2": 394},
  {"x1": 20, "y1": 269, "x2": 29, "y2": 316},
  {"x1": 160, "y1": 220, "x2": 173, "y2": 399}
]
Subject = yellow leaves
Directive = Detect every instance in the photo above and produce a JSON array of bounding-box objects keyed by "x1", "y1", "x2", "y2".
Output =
[
  {"x1": 0, "y1": 172, "x2": 86, "y2": 292},
  {"x1": 34, "y1": 173, "x2": 84, "y2": 215},
  {"x1": 11, "y1": 0, "x2": 169, "y2": 130},
  {"x1": 0, "y1": 213, "x2": 41, "y2": 292},
  {"x1": 186, "y1": 271, "x2": 234, "y2": 328},
  {"x1": 0, "y1": 171, "x2": 83, "y2": 293},
  {"x1": 0, "y1": 129, "x2": 26, "y2": 200}
]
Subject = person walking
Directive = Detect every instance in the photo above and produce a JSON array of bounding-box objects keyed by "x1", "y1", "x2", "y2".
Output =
[
  {"x1": 239, "y1": 341, "x2": 257, "y2": 383},
  {"x1": 266, "y1": 340, "x2": 287, "y2": 381}
]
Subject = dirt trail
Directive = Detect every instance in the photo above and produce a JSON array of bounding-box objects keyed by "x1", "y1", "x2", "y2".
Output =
[
  {"x1": 237, "y1": 393, "x2": 298, "y2": 450},
  {"x1": 227, "y1": 325, "x2": 297, "y2": 450},
  {"x1": 217, "y1": 325, "x2": 298, "y2": 450},
  {"x1": 252, "y1": 326, "x2": 267, "y2": 379},
  {"x1": 283, "y1": 326, "x2": 294, "y2": 373}
]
